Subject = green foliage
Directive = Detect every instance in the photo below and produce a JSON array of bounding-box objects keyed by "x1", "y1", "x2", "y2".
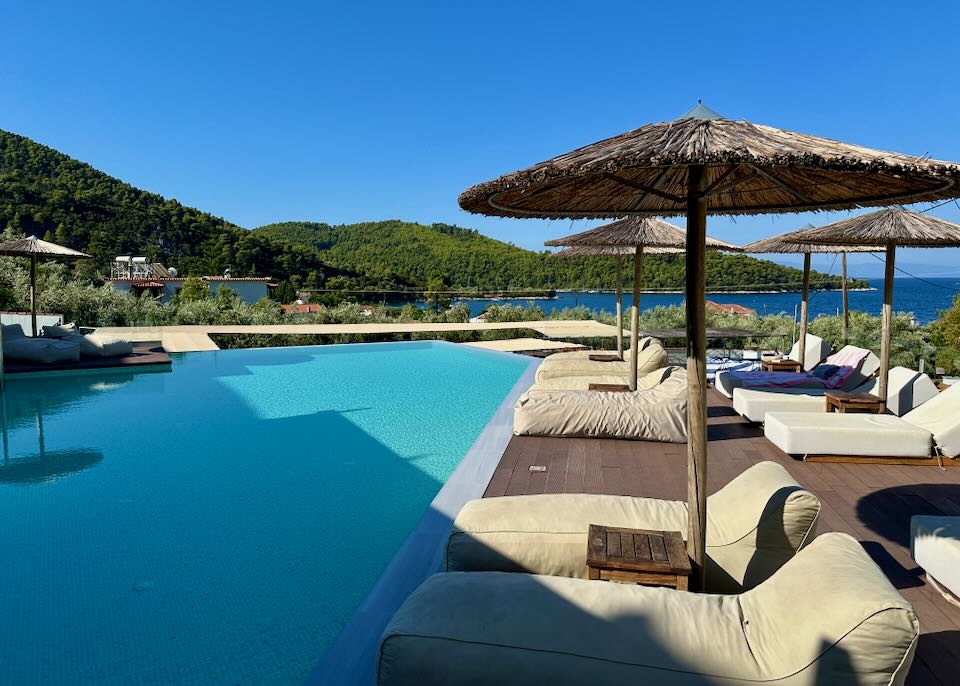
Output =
[
  {"x1": 272, "y1": 280, "x2": 297, "y2": 304},
  {"x1": 930, "y1": 296, "x2": 960, "y2": 374},
  {"x1": 0, "y1": 130, "x2": 344, "y2": 284},
  {"x1": 174, "y1": 276, "x2": 209, "y2": 304},
  {"x1": 255, "y1": 220, "x2": 863, "y2": 293}
]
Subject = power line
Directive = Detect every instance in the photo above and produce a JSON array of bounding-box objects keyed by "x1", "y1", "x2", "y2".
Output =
[{"x1": 865, "y1": 252, "x2": 960, "y2": 293}]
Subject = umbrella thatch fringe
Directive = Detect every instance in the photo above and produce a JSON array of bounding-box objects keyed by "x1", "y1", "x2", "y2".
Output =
[
  {"x1": 544, "y1": 217, "x2": 740, "y2": 251},
  {"x1": 780, "y1": 208, "x2": 960, "y2": 247},
  {"x1": 460, "y1": 117, "x2": 960, "y2": 219}
]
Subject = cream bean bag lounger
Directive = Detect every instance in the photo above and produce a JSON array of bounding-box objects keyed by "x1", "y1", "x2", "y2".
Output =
[
  {"x1": 514, "y1": 367, "x2": 687, "y2": 441},
  {"x1": 765, "y1": 382, "x2": 960, "y2": 465},
  {"x1": 43, "y1": 323, "x2": 135, "y2": 358},
  {"x1": 715, "y1": 344, "x2": 879, "y2": 399},
  {"x1": 733, "y1": 365, "x2": 939, "y2": 423},
  {"x1": 447, "y1": 461, "x2": 819, "y2": 593},
  {"x1": 534, "y1": 341, "x2": 668, "y2": 382},
  {"x1": 540, "y1": 336, "x2": 655, "y2": 362},
  {"x1": 2, "y1": 324, "x2": 80, "y2": 364},
  {"x1": 527, "y1": 365, "x2": 676, "y2": 392},
  {"x1": 379, "y1": 533, "x2": 918, "y2": 686}
]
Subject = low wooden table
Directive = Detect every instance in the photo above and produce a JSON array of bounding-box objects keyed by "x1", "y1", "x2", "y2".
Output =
[
  {"x1": 588, "y1": 353, "x2": 622, "y2": 362},
  {"x1": 760, "y1": 356, "x2": 802, "y2": 373},
  {"x1": 587, "y1": 383, "x2": 631, "y2": 392},
  {"x1": 825, "y1": 390, "x2": 886, "y2": 414},
  {"x1": 586, "y1": 525, "x2": 692, "y2": 590}
]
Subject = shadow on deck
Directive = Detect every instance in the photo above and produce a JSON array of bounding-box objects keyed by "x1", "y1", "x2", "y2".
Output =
[{"x1": 485, "y1": 387, "x2": 960, "y2": 686}]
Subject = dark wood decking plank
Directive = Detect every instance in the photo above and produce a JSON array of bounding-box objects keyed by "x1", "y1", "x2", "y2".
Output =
[{"x1": 485, "y1": 387, "x2": 960, "y2": 684}]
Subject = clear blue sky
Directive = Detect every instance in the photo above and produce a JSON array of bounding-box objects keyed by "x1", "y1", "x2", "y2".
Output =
[{"x1": 5, "y1": 0, "x2": 960, "y2": 277}]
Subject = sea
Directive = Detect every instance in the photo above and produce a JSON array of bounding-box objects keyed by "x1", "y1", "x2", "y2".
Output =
[{"x1": 448, "y1": 278, "x2": 960, "y2": 325}]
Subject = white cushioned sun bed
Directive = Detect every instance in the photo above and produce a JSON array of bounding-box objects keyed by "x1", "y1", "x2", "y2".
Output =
[
  {"x1": 378, "y1": 533, "x2": 917, "y2": 686},
  {"x1": 514, "y1": 367, "x2": 686, "y2": 441},
  {"x1": 733, "y1": 365, "x2": 939, "y2": 422},
  {"x1": 715, "y1": 344, "x2": 879, "y2": 399},
  {"x1": 765, "y1": 382, "x2": 960, "y2": 463},
  {"x1": 534, "y1": 341, "x2": 667, "y2": 382}
]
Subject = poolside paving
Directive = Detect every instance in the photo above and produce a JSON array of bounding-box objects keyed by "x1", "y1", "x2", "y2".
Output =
[{"x1": 486, "y1": 387, "x2": 960, "y2": 686}]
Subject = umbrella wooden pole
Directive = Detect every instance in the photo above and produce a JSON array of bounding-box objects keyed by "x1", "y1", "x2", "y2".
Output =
[
  {"x1": 798, "y1": 253, "x2": 811, "y2": 369},
  {"x1": 879, "y1": 243, "x2": 896, "y2": 403},
  {"x1": 30, "y1": 254, "x2": 38, "y2": 337},
  {"x1": 615, "y1": 255, "x2": 624, "y2": 358},
  {"x1": 685, "y1": 165, "x2": 708, "y2": 590},
  {"x1": 841, "y1": 253, "x2": 849, "y2": 346},
  {"x1": 629, "y1": 250, "x2": 644, "y2": 390}
]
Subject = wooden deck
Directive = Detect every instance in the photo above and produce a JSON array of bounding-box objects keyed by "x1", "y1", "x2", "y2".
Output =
[
  {"x1": 485, "y1": 388, "x2": 960, "y2": 686},
  {"x1": 4, "y1": 344, "x2": 171, "y2": 375}
]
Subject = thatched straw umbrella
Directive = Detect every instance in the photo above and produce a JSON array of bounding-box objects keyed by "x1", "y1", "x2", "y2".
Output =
[
  {"x1": 742, "y1": 231, "x2": 880, "y2": 361},
  {"x1": 459, "y1": 102, "x2": 960, "y2": 588},
  {"x1": 0, "y1": 236, "x2": 91, "y2": 336},
  {"x1": 782, "y1": 207, "x2": 960, "y2": 403},
  {"x1": 551, "y1": 243, "x2": 682, "y2": 375},
  {"x1": 546, "y1": 217, "x2": 739, "y2": 388}
]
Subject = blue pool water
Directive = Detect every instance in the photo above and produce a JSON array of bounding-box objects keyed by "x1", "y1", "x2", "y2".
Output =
[{"x1": 0, "y1": 342, "x2": 531, "y2": 685}]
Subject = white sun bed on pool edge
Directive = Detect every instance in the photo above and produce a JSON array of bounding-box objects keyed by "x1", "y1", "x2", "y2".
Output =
[
  {"x1": 733, "y1": 366, "x2": 940, "y2": 422},
  {"x1": 764, "y1": 382, "x2": 960, "y2": 465}
]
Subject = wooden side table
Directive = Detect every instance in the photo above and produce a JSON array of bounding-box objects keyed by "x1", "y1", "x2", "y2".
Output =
[
  {"x1": 588, "y1": 353, "x2": 622, "y2": 362},
  {"x1": 586, "y1": 524, "x2": 692, "y2": 590},
  {"x1": 760, "y1": 357, "x2": 802, "y2": 373},
  {"x1": 825, "y1": 390, "x2": 886, "y2": 414},
  {"x1": 587, "y1": 383, "x2": 631, "y2": 392}
]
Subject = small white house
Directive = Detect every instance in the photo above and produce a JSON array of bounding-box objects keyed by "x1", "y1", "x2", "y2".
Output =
[{"x1": 106, "y1": 257, "x2": 272, "y2": 304}]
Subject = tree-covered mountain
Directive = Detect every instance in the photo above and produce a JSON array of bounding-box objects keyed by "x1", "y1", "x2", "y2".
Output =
[
  {"x1": 255, "y1": 220, "x2": 862, "y2": 292},
  {"x1": 0, "y1": 128, "x2": 861, "y2": 294},
  {"x1": 0, "y1": 129, "x2": 346, "y2": 284}
]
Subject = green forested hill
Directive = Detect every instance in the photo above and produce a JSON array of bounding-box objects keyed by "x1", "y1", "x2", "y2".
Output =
[
  {"x1": 255, "y1": 220, "x2": 859, "y2": 292},
  {"x1": 0, "y1": 128, "x2": 858, "y2": 293},
  {"x1": 0, "y1": 129, "x2": 344, "y2": 283}
]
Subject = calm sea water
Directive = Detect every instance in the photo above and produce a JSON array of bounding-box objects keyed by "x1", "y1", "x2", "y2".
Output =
[
  {"x1": 0, "y1": 342, "x2": 529, "y2": 685},
  {"x1": 452, "y1": 277, "x2": 960, "y2": 325}
]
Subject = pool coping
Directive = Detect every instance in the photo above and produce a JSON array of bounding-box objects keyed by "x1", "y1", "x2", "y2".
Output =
[{"x1": 304, "y1": 342, "x2": 540, "y2": 685}]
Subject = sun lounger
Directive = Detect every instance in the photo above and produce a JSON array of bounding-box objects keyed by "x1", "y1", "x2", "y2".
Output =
[
  {"x1": 514, "y1": 367, "x2": 687, "y2": 441},
  {"x1": 534, "y1": 341, "x2": 667, "y2": 382},
  {"x1": 715, "y1": 344, "x2": 880, "y2": 399},
  {"x1": 41, "y1": 323, "x2": 134, "y2": 358},
  {"x1": 764, "y1": 382, "x2": 960, "y2": 464},
  {"x1": 2, "y1": 323, "x2": 80, "y2": 364},
  {"x1": 527, "y1": 366, "x2": 676, "y2": 392},
  {"x1": 732, "y1": 365, "x2": 939, "y2": 422},
  {"x1": 446, "y1": 461, "x2": 819, "y2": 593},
  {"x1": 379, "y1": 533, "x2": 917, "y2": 686},
  {"x1": 541, "y1": 336, "x2": 654, "y2": 362},
  {"x1": 787, "y1": 332, "x2": 832, "y2": 372},
  {"x1": 911, "y1": 515, "x2": 960, "y2": 606}
]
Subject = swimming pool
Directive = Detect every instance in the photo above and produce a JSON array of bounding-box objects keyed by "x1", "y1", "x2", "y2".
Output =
[{"x1": 0, "y1": 341, "x2": 534, "y2": 685}]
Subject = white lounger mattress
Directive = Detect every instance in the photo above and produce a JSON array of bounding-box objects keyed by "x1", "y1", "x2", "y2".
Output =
[
  {"x1": 764, "y1": 412, "x2": 932, "y2": 457},
  {"x1": 733, "y1": 387, "x2": 831, "y2": 421}
]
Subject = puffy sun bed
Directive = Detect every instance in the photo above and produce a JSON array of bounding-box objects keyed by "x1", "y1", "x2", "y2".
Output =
[
  {"x1": 764, "y1": 382, "x2": 960, "y2": 465},
  {"x1": 526, "y1": 365, "x2": 675, "y2": 392},
  {"x1": 378, "y1": 533, "x2": 917, "y2": 686},
  {"x1": 732, "y1": 365, "x2": 939, "y2": 422},
  {"x1": 514, "y1": 367, "x2": 686, "y2": 440},
  {"x1": 445, "y1": 461, "x2": 818, "y2": 593},
  {"x1": 534, "y1": 341, "x2": 667, "y2": 382}
]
